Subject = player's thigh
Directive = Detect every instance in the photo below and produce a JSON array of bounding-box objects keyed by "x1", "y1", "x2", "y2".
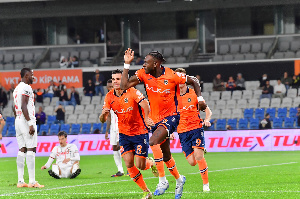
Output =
[
  {"x1": 122, "y1": 152, "x2": 135, "y2": 168},
  {"x1": 15, "y1": 121, "x2": 27, "y2": 149},
  {"x1": 149, "y1": 126, "x2": 168, "y2": 145}
]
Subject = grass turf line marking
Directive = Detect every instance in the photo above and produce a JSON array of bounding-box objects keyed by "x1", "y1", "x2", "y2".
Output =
[{"x1": 0, "y1": 161, "x2": 297, "y2": 197}]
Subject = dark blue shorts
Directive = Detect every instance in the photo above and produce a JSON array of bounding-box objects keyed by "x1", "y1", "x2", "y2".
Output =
[
  {"x1": 119, "y1": 133, "x2": 149, "y2": 158},
  {"x1": 178, "y1": 128, "x2": 205, "y2": 159},
  {"x1": 151, "y1": 115, "x2": 180, "y2": 137}
]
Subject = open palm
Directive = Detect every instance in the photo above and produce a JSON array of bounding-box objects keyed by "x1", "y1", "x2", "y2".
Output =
[{"x1": 124, "y1": 48, "x2": 134, "y2": 64}]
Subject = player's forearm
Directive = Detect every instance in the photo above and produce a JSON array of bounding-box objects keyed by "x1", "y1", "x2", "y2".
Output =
[
  {"x1": 44, "y1": 157, "x2": 55, "y2": 169},
  {"x1": 106, "y1": 114, "x2": 111, "y2": 132},
  {"x1": 139, "y1": 99, "x2": 150, "y2": 118},
  {"x1": 204, "y1": 106, "x2": 212, "y2": 121},
  {"x1": 187, "y1": 76, "x2": 201, "y2": 97},
  {"x1": 21, "y1": 104, "x2": 31, "y2": 121},
  {"x1": 120, "y1": 69, "x2": 129, "y2": 90},
  {"x1": 70, "y1": 153, "x2": 80, "y2": 161},
  {"x1": 0, "y1": 120, "x2": 5, "y2": 135}
]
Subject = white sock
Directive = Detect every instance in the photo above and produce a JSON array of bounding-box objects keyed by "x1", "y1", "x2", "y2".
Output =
[
  {"x1": 16, "y1": 151, "x2": 26, "y2": 183},
  {"x1": 159, "y1": 176, "x2": 167, "y2": 183},
  {"x1": 26, "y1": 151, "x2": 36, "y2": 184},
  {"x1": 176, "y1": 175, "x2": 183, "y2": 184},
  {"x1": 113, "y1": 150, "x2": 124, "y2": 173}
]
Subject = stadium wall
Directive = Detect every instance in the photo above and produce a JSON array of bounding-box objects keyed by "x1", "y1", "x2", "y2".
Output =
[{"x1": 1, "y1": 129, "x2": 300, "y2": 157}]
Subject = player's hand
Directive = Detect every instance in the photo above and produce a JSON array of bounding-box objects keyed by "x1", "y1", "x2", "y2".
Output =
[
  {"x1": 101, "y1": 108, "x2": 110, "y2": 115},
  {"x1": 198, "y1": 101, "x2": 207, "y2": 112},
  {"x1": 124, "y1": 48, "x2": 134, "y2": 64},
  {"x1": 203, "y1": 119, "x2": 211, "y2": 127},
  {"x1": 63, "y1": 158, "x2": 70, "y2": 164},
  {"x1": 105, "y1": 132, "x2": 109, "y2": 140},
  {"x1": 0, "y1": 133, "x2": 2, "y2": 140},
  {"x1": 41, "y1": 166, "x2": 47, "y2": 170},
  {"x1": 29, "y1": 125, "x2": 35, "y2": 136},
  {"x1": 145, "y1": 117, "x2": 155, "y2": 128},
  {"x1": 169, "y1": 134, "x2": 175, "y2": 140}
]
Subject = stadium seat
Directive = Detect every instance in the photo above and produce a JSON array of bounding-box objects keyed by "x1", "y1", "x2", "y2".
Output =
[
  {"x1": 293, "y1": 97, "x2": 300, "y2": 107},
  {"x1": 102, "y1": 123, "x2": 107, "y2": 133},
  {"x1": 232, "y1": 109, "x2": 243, "y2": 119},
  {"x1": 244, "y1": 108, "x2": 254, "y2": 119},
  {"x1": 226, "y1": 100, "x2": 236, "y2": 109},
  {"x1": 270, "y1": 98, "x2": 281, "y2": 108},
  {"x1": 60, "y1": 124, "x2": 71, "y2": 134},
  {"x1": 249, "y1": 118, "x2": 260, "y2": 129},
  {"x1": 206, "y1": 101, "x2": 215, "y2": 110},
  {"x1": 238, "y1": 118, "x2": 248, "y2": 130},
  {"x1": 49, "y1": 124, "x2": 60, "y2": 135},
  {"x1": 81, "y1": 123, "x2": 92, "y2": 134},
  {"x1": 253, "y1": 90, "x2": 262, "y2": 99},
  {"x1": 39, "y1": 124, "x2": 50, "y2": 135},
  {"x1": 248, "y1": 99, "x2": 259, "y2": 109},
  {"x1": 237, "y1": 99, "x2": 247, "y2": 109},
  {"x1": 92, "y1": 123, "x2": 102, "y2": 133},
  {"x1": 7, "y1": 125, "x2": 16, "y2": 137},
  {"x1": 88, "y1": 113, "x2": 99, "y2": 124},
  {"x1": 74, "y1": 105, "x2": 85, "y2": 115},
  {"x1": 201, "y1": 92, "x2": 210, "y2": 101},
  {"x1": 259, "y1": 98, "x2": 270, "y2": 108},
  {"x1": 47, "y1": 115, "x2": 56, "y2": 125},
  {"x1": 227, "y1": 118, "x2": 237, "y2": 130},
  {"x1": 273, "y1": 117, "x2": 283, "y2": 129},
  {"x1": 207, "y1": 119, "x2": 215, "y2": 130},
  {"x1": 77, "y1": 114, "x2": 88, "y2": 124},
  {"x1": 84, "y1": 104, "x2": 95, "y2": 114},
  {"x1": 281, "y1": 98, "x2": 292, "y2": 108},
  {"x1": 67, "y1": 115, "x2": 78, "y2": 124},
  {"x1": 289, "y1": 107, "x2": 298, "y2": 118},
  {"x1": 210, "y1": 92, "x2": 221, "y2": 101},
  {"x1": 211, "y1": 109, "x2": 221, "y2": 119},
  {"x1": 6, "y1": 117, "x2": 15, "y2": 126},
  {"x1": 91, "y1": 96, "x2": 101, "y2": 104},
  {"x1": 266, "y1": 108, "x2": 276, "y2": 121},
  {"x1": 221, "y1": 91, "x2": 231, "y2": 101},
  {"x1": 44, "y1": 106, "x2": 54, "y2": 115},
  {"x1": 277, "y1": 107, "x2": 287, "y2": 118},
  {"x1": 262, "y1": 43, "x2": 272, "y2": 53},
  {"x1": 284, "y1": 117, "x2": 294, "y2": 128},
  {"x1": 50, "y1": 97, "x2": 59, "y2": 106},
  {"x1": 65, "y1": 105, "x2": 74, "y2": 115},
  {"x1": 221, "y1": 109, "x2": 232, "y2": 119},
  {"x1": 255, "y1": 108, "x2": 265, "y2": 120},
  {"x1": 81, "y1": 96, "x2": 91, "y2": 105},
  {"x1": 287, "y1": 89, "x2": 297, "y2": 98},
  {"x1": 71, "y1": 124, "x2": 81, "y2": 135},
  {"x1": 232, "y1": 90, "x2": 242, "y2": 100},
  {"x1": 203, "y1": 83, "x2": 213, "y2": 92},
  {"x1": 2, "y1": 125, "x2": 8, "y2": 137},
  {"x1": 242, "y1": 90, "x2": 253, "y2": 100},
  {"x1": 216, "y1": 119, "x2": 226, "y2": 130},
  {"x1": 215, "y1": 100, "x2": 226, "y2": 110}
]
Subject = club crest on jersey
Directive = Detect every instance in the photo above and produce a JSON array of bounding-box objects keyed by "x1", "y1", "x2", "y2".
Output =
[
  {"x1": 172, "y1": 117, "x2": 175, "y2": 122},
  {"x1": 164, "y1": 80, "x2": 168, "y2": 85},
  {"x1": 188, "y1": 98, "x2": 191, "y2": 102},
  {"x1": 124, "y1": 98, "x2": 128, "y2": 103}
]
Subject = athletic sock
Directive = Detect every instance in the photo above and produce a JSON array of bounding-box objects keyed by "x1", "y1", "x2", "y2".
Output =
[
  {"x1": 16, "y1": 151, "x2": 26, "y2": 183},
  {"x1": 164, "y1": 156, "x2": 180, "y2": 180},
  {"x1": 150, "y1": 144, "x2": 165, "y2": 178},
  {"x1": 197, "y1": 158, "x2": 209, "y2": 184},
  {"x1": 127, "y1": 165, "x2": 147, "y2": 191},
  {"x1": 113, "y1": 150, "x2": 124, "y2": 173},
  {"x1": 26, "y1": 151, "x2": 36, "y2": 184},
  {"x1": 144, "y1": 158, "x2": 153, "y2": 170}
]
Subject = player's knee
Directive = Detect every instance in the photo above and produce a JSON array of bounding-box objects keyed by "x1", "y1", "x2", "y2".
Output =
[
  {"x1": 125, "y1": 162, "x2": 134, "y2": 168},
  {"x1": 163, "y1": 156, "x2": 171, "y2": 162},
  {"x1": 136, "y1": 163, "x2": 146, "y2": 170},
  {"x1": 149, "y1": 139, "x2": 159, "y2": 146}
]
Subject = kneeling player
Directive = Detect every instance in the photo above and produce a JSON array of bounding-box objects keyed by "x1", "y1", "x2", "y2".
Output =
[
  {"x1": 175, "y1": 68, "x2": 212, "y2": 192},
  {"x1": 41, "y1": 131, "x2": 81, "y2": 179},
  {"x1": 100, "y1": 69, "x2": 158, "y2": 199}
]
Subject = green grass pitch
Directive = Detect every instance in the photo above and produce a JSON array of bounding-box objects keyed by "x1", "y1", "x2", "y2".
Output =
[{"x1": 1, "y1": 151, "x2": 300, "y2": 198}]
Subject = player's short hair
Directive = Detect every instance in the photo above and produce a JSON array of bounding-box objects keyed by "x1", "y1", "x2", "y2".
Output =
[
  {"x1": 58, "y1": 131, "x2": 67, "y2": 138},
  {"x1": 20, "y1": 68, "x2": 31, "y2": 78},
  {"x1": 175, "y1": 68, "x2": 186, "y2": 74},
  {"x1": 148, "y1": 51, "x2": 166, "y2": 62},
  {"x1": 107, "y1": 79, "x2": 112, "y2": 84},
  {"x1": 112, "y1": 69, "x2": 122, "y2": 74}
]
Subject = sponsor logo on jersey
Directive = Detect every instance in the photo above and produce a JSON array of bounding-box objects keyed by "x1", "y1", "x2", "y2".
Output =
[
  {"x1": 164, "y1": 80, "x2": 168, "y2": 85},
  {"x1": 124, "y1": 98, "x2": 128, "y2": 103},
  {"x1": 188, "y1": 98, "x2": 191, "y2": 102},
  {"x1": 145, "y1": 84, "x2": 170, "y2": 94}
]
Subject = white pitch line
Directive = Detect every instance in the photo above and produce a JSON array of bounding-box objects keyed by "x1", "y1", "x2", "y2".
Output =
[{"x1": 0, "y1": 161, "x2": 297, "y2": 197}]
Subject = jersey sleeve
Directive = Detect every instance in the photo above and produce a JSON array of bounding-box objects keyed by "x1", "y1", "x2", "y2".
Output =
[
  {"x1": 103, "y1": 93, "x2": 112, "y2": 110},
  {"x1": 50, "y1": 146, "x2": 58, "y2": 159},
  {"x1": 131, "y1": 88, "x2": 146, "y2": 104},
  {"x1": 174, "y1": 71, "x2": 187, "y2": 85},
  {"x1": 22, "y1": 84, "x2": 33, "y2": 97},
  {"x1": 135, "y1": 69, "x2": 145, "y2": 83}
]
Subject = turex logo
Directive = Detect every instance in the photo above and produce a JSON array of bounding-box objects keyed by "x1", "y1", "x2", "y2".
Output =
[{"x1": 145, "y1": 84, "x2": 170, "y2": 94}]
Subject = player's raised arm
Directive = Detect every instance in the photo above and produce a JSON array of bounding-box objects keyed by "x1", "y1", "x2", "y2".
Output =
[
  {"x1": 21, "y1": 95, "x2": 35, "y2": 135},
  {"x1": 186, "y1": 75, "x2": 207, "y2": 111},
  {"x1": 120, "y1": 48, "x2": 140, "y2": 90}
]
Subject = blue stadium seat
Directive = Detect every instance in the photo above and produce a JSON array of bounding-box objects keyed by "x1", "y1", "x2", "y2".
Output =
[
  {"x1": 60, "y1": 124, "x2": 70, "y2": 134},
  {"x1": 207, "y1": 119, "x2": 215, "y2": 130},
  {"x1": 7, "y1": 125, "x2": 16, "y2": 137},
  {"x1": 2, "y1": 125, "x2": 8, "y2": 137},
  {"x1": 273, "y1": 117, "x2": 283, "y2": 129},
  {"x1": 284, "y1": 117, "x2": 294, "y2": 128},
  {"x1": 266, "y1": 108, "x2": 276, "y2": 121},
  {"x1": 238, "y1": 118, "x2": 248, "y2": 130},
  {"x1": 92, "y1": 123, "x2": 102, "y2": 133},
  {"x1": 81, "y1": 123, "x2": 92, "y2": 134},
  {"x1": 71, "y1": 124, "x2": 81, "y2": 135},
  {"x1": 277, "y1": 107, "x2": 287, "y2": 118},
  {"x1": 216, "y1": 119, "x2": 226, "y2": 130},
  {"x1": 255, "y1": 108, "x2": 265, "y2": 120},
  {"x1": 289, "y1": 107, "x2": 297, "y2": 118},
  {"x1": 6, "y1": 117, "x2": 15, "y2": 126},
  {"x1": 227, "y1": 118, "x2": 237, "y2": 130},
  {"x1": 47, "y1": 115, "x2": 56, "y2": 125},
  {"x1": 249, "y1": 118, "x2": 259, "y2": 129},
  {"x1": 49, "y1": 124, "x2": 60, "y2": 135},
  {"x1": 102, "y1": 123, "x2": 107, "y2": 133},
  {"x1": 244, "y1": 108, "x2": 254, "y2": 120},
  {"x1": 39, "y1": 124, "x2": 50, "y2": 135}
]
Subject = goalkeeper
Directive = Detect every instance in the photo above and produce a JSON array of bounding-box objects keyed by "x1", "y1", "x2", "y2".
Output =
[{"x1": 41, "y1": 131, "x2": 81, "y2": 179}]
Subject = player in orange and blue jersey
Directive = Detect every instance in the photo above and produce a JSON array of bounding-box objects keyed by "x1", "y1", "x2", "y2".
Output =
[
  {"x1": 175, "y1": 68, "x2": 212, "y2": 192},
  {"x1": 120, "y1": 48, "x2": 207, "y2": 199},
  {"x1": 100, "y1": 69, "x2": 158, "y2": 199}
]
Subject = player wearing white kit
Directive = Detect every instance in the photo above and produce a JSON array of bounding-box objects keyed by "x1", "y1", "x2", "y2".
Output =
[
  {"x1": 104, "y1": 79, "x2": 124, "y2": 177},
  {"x1": 13, "y1": 68, "x2": 44, "y2": 188},
  {"x1": 41, "y1": 131, "x2": 81, "y2": 179}
]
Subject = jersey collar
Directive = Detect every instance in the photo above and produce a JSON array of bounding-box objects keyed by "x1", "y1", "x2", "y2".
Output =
[{"x1": 113, "y1": 88, "x2": 127, "y2": 97}]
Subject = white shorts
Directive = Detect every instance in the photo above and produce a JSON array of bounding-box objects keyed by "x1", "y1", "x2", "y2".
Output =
[
  {"x1": 57, "y1": 163, "x2": 73, "y2": 178},
  {"x1": 110, "y1": 130, "x2": 119, "y2": 146},
  {"x1": 15, "y1": 118, "x2": 37, "y2": 149}
]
